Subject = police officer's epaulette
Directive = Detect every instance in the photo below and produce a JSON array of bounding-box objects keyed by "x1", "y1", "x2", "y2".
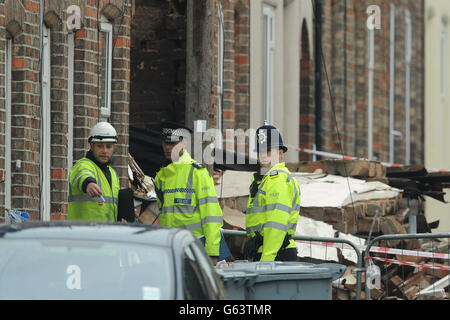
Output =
[
  {"x1": 192, "y1": 162, "x2": 204, "y2": 169},
  {"x1": 269, "y1": 170, "x2": 279, "y2": 177}
]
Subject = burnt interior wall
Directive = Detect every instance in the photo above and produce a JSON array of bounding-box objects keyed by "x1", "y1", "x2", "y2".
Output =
[{"x1": 130, "y1": 0, "x2": 187, "y2": 130}]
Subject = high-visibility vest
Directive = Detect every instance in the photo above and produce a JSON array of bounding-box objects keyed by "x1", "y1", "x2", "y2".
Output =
[
  {"x1": 246, "y1": 162, "x2": 301, "y2": 261},
  {"x1": 68, "y1": 158, "x2": 120, "y2": 222},
  {"x1": 154, "y1": 151, "x2": 223, "y2": 257}
]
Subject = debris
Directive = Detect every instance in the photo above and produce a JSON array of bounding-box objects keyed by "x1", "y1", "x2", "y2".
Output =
[
  {"x1": 215, "y1": 161, "x2": 450, "y2": 300},
  {"x1": 128, "y1": 153, "x2": 156, "y2": 200},
  {"x1": 222, "y1": 206, "x2": 245, "y2": 230}
]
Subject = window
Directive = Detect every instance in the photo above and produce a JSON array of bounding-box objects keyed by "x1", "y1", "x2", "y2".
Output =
[
  {"x1": 182, "y1": 245, "x2": 209, "y2": 300},
  {"x1": 263, "y1": 4, "x2": 275, "y2": 124},
  {"x1": 100, "y1": 16, "x2": 112, "y2": 120},
  {"x1": 0, "y1": 239, "x2": 174, "y2": 299},
  {"x1": 5, "y1": 38, "x2": 12, "y2": 211},
  {"x1": 189, "y1": 242, "x2": 223, "y2": 299}
]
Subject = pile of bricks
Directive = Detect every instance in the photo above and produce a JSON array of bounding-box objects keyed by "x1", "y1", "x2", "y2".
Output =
[
  {"x1": 286, "y1": 159, "x2": 416, "y2": 237},
  {"x1": 216, "y1": 159, "x2": 450, "y2": 299},
  {"x1": 218, "y1": 160, "x2": 410, "y2": 237},
  {"x1": 333, "y1": 239, "x2": 450, "y2": 300},
  {"x1": 286, "y1": 159, "x2": 387, "y2": 181}
]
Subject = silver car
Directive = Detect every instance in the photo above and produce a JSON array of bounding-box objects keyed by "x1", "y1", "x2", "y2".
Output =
[{"x1": 0, "y1": 221, "x2": 227, "y2": 300}]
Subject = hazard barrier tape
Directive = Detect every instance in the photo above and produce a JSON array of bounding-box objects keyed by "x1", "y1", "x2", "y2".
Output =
[
  {"x1": 365, "y1": 256, "x2": 450, "y2": 271},
  {"x1": 288, "y1": 145, "x2": 450, "y2": 172},
  {"x1": 295, "y1": 240, "x2": 450, "y2": 260}
]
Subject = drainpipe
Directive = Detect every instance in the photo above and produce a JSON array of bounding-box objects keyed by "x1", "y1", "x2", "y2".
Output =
[
  {"x1": 314, "y1": 0, "x2": 323, "y2": 155},
  {"x1": 39, "y1": 0, "x2": 45, "y2": 220},
  {"x1": 343, "y1": 0, "x2": 347, "y2": 139}
]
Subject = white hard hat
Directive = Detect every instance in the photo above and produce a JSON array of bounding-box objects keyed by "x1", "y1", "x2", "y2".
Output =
[{"x1": 88, "y1": 122, "x2": 118, "y2": 143}]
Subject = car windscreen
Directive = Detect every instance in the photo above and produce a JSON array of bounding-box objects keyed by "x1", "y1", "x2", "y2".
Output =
[{"x1": 0, "y1": 239, "x2": 174, "y2": 300}]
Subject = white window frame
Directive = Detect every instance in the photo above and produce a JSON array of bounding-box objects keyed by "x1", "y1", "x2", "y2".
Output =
[
  {"x1": 217, "y1": 2, "x2": 224, "y2": 133},
  {"x1": 100, "y1": 15, "x2": 113, "y2": 120},
  {"x1": 405, "y1": 9, "x2": 412, "y2": 165},
  {"x1": 263, "y1": 4, "x2": 275, "y2": 125},
  {"x1": 440, "y1": 18, "x2": 446, "y2": 159},
  {"x1": 5, "y1": 38, "x2": 12, "y2": 211},
  {"x1": 68, "y1": 33, "x2": 74, "y2": 170},
  {"x1": 389, "y1": 3, "x2": 396, "y2": 164},
  {"x1": 368, "y1": 27, "x2": 375, "y2": 160},
  {"x1": 41, "y1": 25, "x2": 51, "y2": 221},
  {"x1": 440, "y1": 20, "x2": 446, "y2": 100}
]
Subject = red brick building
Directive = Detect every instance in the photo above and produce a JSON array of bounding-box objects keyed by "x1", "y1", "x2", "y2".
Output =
[
  {"x1": 0, "y1": 0, "x2": 132, "y2": 222},
  {"x1": 209, "y1": 0, "x2": 425, "y2": 166},
  {"x1": 316, "y1": 0, "x2": 425, "y2": 166},
  {"x1": 130, "y1": 0, "x2": 424, "y2": 169}
]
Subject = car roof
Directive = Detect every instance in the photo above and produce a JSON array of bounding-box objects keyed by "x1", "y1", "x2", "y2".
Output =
[{"x1": 0, "y1": 221, "x2": 194, "y2": 248}]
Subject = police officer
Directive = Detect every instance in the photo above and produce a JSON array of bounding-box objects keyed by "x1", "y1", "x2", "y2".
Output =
[
  {"x1": 244, "y1": 124, "x2": 301, "y2": 261},
  {"x1": 154, "y1": 121, "x2": 228, "y2": 264},
  {"x1": 68, "y1": 122, "x2": 121, "y2": 222}
]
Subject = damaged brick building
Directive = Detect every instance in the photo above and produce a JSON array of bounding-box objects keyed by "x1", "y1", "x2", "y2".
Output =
[{"x1": 0, "y1": 0, "x2": 427, "y2": 221}]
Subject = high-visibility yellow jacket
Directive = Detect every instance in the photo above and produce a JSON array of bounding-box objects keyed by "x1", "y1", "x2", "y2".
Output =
[
  {"x1": 246, "y1": 162, "x2": 301, "y2": 261},
  {"x1": 68, "y1": 157, "x2": 120, "y2": 222},
  {"x1": 154, "y1": 151, "x2": 223, "y2": 256}
]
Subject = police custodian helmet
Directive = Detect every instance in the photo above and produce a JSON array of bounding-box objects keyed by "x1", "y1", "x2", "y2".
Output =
[{"x1": 255, "y1": 124, "x2": 288, "y2": 153}]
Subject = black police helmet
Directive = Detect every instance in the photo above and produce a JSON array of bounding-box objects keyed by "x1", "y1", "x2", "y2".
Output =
[
  {"x1": 255, "y1": 125, "x2": 288, "y2": 153},
  {"x1": 160, "y1": 121, "x2": 192, "y2": 143}
]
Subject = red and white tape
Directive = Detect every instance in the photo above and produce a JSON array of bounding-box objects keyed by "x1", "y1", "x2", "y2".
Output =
[
  {"x1": 366, "y1": 256, "x2": 450, "y2": 271},
  {"x1": 295, "y1": 240, "x2": 450, "y2": 260}
]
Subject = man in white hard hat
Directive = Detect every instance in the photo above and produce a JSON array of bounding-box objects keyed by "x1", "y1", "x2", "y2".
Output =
[{"x1": 68, "y1": 122, "x2": 121, "y2": 222}]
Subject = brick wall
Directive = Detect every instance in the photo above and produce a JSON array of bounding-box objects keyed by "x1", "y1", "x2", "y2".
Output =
[
  {"x1": 49, "y1": 0, "x2": 70, "y2": 220},
  {"x1": 0, "y1": 0, "x2": 131, "y2": 221},
  {"x1": 130, "y1": 0, "x2": 187, "y2": 131},
  {"x1": 212, "y1": 0, "x2": 424, "y2": 166},
  {"x1": 233, "y1": 0, "x2": 250, "y2": 131},
  {"x1": 212, "y1": 0, "x2": 250, "y2": 153},
  {"x1": 320, "y1": 0, "x2": 424, "y2": 165},
  {"x1": 10, "y1": 0, "x2": 42, "y2": 220},
  {"x1": 0, "y1": 3, "x2": 5, "y2": 221},
  {"x1": 109, "y1": 0, "x2": 132, "y2": 188}
]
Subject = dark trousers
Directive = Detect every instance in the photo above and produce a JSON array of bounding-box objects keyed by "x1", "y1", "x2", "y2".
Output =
[{"x1": 254, "y1": 247, "x2": 297, "y2": 262}]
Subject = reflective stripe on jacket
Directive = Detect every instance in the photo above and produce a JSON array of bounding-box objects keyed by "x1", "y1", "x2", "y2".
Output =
[
  {"x1": 154, "y1": 151, "x2": 223, "y2": 256},
  {"x1": 246, "y1": 162, "x2": 301, "y2": 261},
  {"x1": 68, "y1": 157, "x2": 120, "y2": 222}
]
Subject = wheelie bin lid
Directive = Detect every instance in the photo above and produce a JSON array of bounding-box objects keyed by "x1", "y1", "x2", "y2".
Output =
[{"x1": 216, "y1": 261, "x2": 346, "y2": 281}]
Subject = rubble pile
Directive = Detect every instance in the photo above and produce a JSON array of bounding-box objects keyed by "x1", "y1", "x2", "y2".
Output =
[
  {"x1": 333, "y1": 239, "x2": 450, "y2": 300},
  {"x1": 215, "y1": 159, "x2": 450, "y2": 300}
]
